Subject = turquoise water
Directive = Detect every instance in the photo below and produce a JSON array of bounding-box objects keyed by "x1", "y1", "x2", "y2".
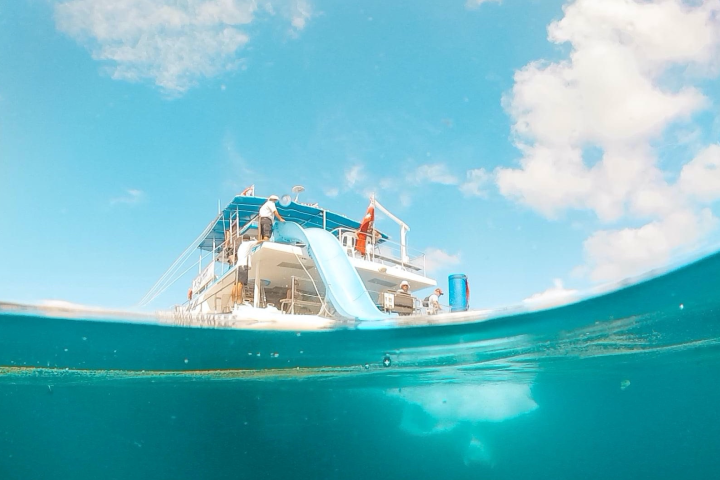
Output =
[{"x1": 2, "y1": 252, "x2": 720, "y2": 479}]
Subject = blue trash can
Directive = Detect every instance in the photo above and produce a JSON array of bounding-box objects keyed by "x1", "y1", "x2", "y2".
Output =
[{"x1": 448, "y1": 274, "x2": 469, "y2": 312}]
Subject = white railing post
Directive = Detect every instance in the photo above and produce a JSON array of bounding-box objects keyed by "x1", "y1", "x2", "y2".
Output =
[{"x1": 373, "y1": 197, "x2": 410, "y2": 265}]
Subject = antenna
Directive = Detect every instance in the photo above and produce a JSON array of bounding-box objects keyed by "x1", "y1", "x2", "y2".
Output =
[{"x1": 291, "y1": 185, "x2": 305, "y2": 202}]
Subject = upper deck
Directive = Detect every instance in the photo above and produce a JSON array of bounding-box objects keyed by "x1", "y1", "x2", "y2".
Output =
[
  {"x1": 198, "y1": 195, "x2": 389, "y2": 251},
  {"x1": 198, "y1": 195, "x2": 430, "y2": 275}
]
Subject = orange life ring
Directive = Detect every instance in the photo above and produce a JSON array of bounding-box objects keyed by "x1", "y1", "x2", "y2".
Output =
[{"x1": 187, "y1": 288, "x2": 193, "y2": 300}]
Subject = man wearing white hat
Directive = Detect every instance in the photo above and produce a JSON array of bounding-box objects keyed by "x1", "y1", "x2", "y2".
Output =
[
  {"x1": 258, "y1": 195, "x2": 285, "y2": 241},
  {"x1": 396, "y1": 280, "x2": 411, "y2": 295}
]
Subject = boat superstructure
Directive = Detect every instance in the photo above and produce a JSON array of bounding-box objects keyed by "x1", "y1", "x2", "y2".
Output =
[{"x1": 142, "y1": 190, "x2": 439, "y2": 328}]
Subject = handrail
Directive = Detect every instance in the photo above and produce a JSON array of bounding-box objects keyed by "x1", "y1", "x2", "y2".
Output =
[
  {"x1": 330, "y1": 227, "x2": 427, "y2": 274},
  {"x1": 280, "y1": 275, "x2": 327, "y2": 315}
]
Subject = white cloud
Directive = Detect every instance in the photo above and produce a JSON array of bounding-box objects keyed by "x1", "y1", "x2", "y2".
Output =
[
  {"x1": 54, "y1": 0, "x2": 312, "y2": 94},
  {"x1": 496, "y1": 145, "x2": 592, "y2": 218},
  {"x1": 110, "y1": 188, "x2": 144, "y2": 206},
  {"x1": 341, "y1": 161, "x2": 481, "y2": 208},
  {"x1": 679, "y1": 144, "x2": 720, "y2": 202},
  {"x1": 324, "y1": 187, "x2": 339, "y2": 197},
  {"x1": 459, "y1": 168, "x2": 491, "y2": 197},
  {"x1": 496, "y1": 0, "x2": 720, "y2": 281},
  {"x1": 40, "y1": 299, "x2": 98, "y2": 310},
  {"x1": 424, "y1": 247, "x2": 461, "y2": 273},
  {"x1": 39, "y1": 299, "x2": 117, "y2": 313},
  {"x1": 465, "y1": 0, "x2": 502, "y2": 10},
  {"x1": 345, "y1": 164, "x2": 364, "y2": 188},
  {"x1": 37, "y1": 300, "x2": 150, "y2": 319},
  {"x1": 379, "y1": 178, "x2": 394, "y2": 190},
  {"x1": 399, "y1": 192, "x2": 412, "y2": 207},
  {"x1": 523, "y1": 279, "x2": 579, "y2": 310},
  {"x1": 288, "y1": 0, "x2": 312, "y2": 32},
  {"x1": 408, "y1": 163, "x2": 459, "y2": 185},
  {"x1": 224, "y1": 133, "x2": 254, "y2": 177},
  {"x1": 548, "y1": 0, "x2": 720, "y2": 71},
  {"x1": 582, "y1": 209, "x2": 717, "y2": 282}
]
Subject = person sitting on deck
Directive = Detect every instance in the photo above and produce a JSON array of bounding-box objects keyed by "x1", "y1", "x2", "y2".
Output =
[
  {"x1": 258, "y1": 195, "x2": 285, "y2": 241},
  {"x1": 391, "y1": 280, "x2": 414, "y2": 316}
]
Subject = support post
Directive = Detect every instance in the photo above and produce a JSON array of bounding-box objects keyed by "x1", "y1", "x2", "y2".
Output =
[{"x1": 254, "y1": 260, "x2": 261, "y2": 308}]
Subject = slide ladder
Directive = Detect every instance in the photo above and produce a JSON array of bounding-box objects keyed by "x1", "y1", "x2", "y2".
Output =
[{"x1": 274, "y1": 222, "x2": 387, "y2": 321}]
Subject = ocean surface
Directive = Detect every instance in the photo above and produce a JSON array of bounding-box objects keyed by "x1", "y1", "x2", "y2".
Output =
[{"x1": 2, "y1": 252, "x2": 720, "y2": 479}]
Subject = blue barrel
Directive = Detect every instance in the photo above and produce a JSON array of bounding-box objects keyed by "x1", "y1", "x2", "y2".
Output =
[{"x1": 448, "y1": 274, "x2": 469, "y2": 312}]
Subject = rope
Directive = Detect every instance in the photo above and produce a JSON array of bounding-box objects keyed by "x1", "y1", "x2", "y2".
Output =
[
  {"x1": 141, "y1": 256, "x2": 205, "y2": 307},
  {"x1": 137, "y1": 213, "x2": 220, "y2": 306}
]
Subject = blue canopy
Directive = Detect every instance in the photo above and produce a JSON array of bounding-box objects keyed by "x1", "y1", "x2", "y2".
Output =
[{"x1": 198, "y1": 195, "x2": 386, "y2": 251}]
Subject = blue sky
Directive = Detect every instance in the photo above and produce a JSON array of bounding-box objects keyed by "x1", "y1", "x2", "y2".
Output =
[{"x1": 2, "y1": 0, "x2": 720, "y2": 311}]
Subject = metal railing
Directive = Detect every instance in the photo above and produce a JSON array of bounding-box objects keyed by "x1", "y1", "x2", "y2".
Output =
[
  {"x1": 278, "y1": 276, "x2": 330, "y2": 316},
  {"x1": 331, "y1": 227, "x2": 427, "y2": 275}
]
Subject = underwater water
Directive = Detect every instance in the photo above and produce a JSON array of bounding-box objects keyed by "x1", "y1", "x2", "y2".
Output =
[{"x1": 2, "y1": 253, "x2": 720, "y2": 479}]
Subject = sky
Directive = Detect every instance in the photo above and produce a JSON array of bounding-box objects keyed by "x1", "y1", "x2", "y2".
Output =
[{"x1": 1, "y1": 0, "x2": 720, "y2": 311}]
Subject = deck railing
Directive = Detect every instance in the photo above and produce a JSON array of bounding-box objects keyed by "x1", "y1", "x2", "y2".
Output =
[{"x1": 331, "y1": 227, "x2": 427, "y2": 275}]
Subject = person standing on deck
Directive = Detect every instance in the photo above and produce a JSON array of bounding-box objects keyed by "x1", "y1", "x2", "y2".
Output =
[
  {"x1": 231, "y1": 240, "x2": 255, "y2": 306},
  {"x1": 258, "y1": 195, "x2": 285, "y2": 241},
  {"x1": 230, "y1": 260, "x2": 249, "y2": 306}
]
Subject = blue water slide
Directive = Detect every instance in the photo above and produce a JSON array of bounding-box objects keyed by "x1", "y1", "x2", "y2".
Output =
[{"x1": 274, "y1": 222, "x2": 387, "y2": 321}]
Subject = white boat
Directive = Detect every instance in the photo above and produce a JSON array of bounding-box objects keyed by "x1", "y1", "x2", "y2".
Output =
[{"x1": 141, "y1": 188, "x2": 457, "y2": 330}]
